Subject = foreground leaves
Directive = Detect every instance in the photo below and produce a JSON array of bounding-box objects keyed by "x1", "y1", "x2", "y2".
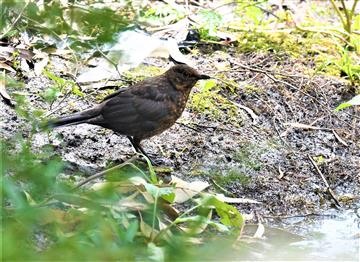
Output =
[{"x1": 2, "y1": 139, "x2": 246, "y2": 260}]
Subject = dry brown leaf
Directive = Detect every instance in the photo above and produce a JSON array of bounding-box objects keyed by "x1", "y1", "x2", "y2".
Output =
[
  {"x1": 171, "y1": 175, "x2": 209, "y2": 203},
  {"x1": 0, "y1": 62, "x2": 16, "y2": 73}
]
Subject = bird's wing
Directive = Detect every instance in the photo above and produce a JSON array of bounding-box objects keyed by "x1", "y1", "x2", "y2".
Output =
[
  {"x1": 90, "y1": 77, "x2": 174, "y2": 137},
  {"x1": 101, "y1": 86, "x2": 129, "y2": 101}
]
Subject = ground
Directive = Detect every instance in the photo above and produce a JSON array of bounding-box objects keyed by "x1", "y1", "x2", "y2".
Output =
[{"x1": 2, "y1": 48, "x2": 359, "y2": 220}]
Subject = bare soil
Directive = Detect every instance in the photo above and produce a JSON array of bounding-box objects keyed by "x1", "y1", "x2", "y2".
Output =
[{"x1": 1, "y1": 49, "x2": 359, "y2": 219}]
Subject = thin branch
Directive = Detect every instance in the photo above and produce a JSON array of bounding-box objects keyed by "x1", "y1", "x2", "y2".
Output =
[
  {"x1": 308, "y1": 155, "x2": 341, "y2": 207},
  {"x1": 263, "y1": 213, "x2": 337, "y2": 219},
  {"x1": 350, "y1": 0, "x2": 359, "y2": 20},
  {"x1": 74, "y1": 156, "x2": 139, "y2": 189}
]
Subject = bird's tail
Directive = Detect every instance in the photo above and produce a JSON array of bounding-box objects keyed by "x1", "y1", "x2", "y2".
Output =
[{"x1": 47, "y1": 107, "x2": 101, "y2": 128}]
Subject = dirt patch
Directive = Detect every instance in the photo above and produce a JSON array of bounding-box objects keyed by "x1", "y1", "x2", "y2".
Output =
[{"x1": 1, "y1": 50, "x2": 359, "y2": 218}]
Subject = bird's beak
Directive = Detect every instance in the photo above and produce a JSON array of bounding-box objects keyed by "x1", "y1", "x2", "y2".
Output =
[{"x1": 198, "y1": 74, "x2": 211, "y2": 80}]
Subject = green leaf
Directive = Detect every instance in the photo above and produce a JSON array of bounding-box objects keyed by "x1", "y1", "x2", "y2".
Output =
[
  {"x1": 200, "y1": 195, "x2": 244, "y2": 228},
  {"x1": 71, "y1": 85, "x2": 84, "y2": 97},
  {"x1": 160, "y1": 191, "x2": 175, "y2": 203},
  {"x1": 53, "y1": 193, "x2": 107, "y2": 211},
  {"x1": 335, "y1": 94, "x2": 360, "y2": 111},
  {"x1": 198, "y1": 9, "x2": 222, "y2": 34},
  {"x1": 124, "y1": 220, "x2": 139, "y2": 243},
  {"x1": 201, "y1": 79, "x2": 217, "y2": 91},
  {"x1": 41, "y1": 86, "x2": 61, "y2": 103},
  {"x1": 3, "y1": 177, "x2": 28, "y2": 209},
  {"x1": 144, "y1": 184, "x2": 174, "y2": 200},
  {"x1": 105, "y1": 164, "x2": 146, "y2": 182},
  {"x1": 147, "y1": 242, "x2": 165, "y2": 262}
]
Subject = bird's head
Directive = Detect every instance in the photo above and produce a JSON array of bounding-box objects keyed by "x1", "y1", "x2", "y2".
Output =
[{"x1": 166, "y1": 65, "x2": 210, "y2": 91}]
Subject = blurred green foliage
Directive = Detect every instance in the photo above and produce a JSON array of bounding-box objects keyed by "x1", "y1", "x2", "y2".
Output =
[
  {"x1": 138, "y1": 2, "x2": 185, "y2": 26},
  {"x1": 2, "y1": 137, "x2": 244, "y2": 260},
  {"x1": 197, "y1": 9, "x2": 223, "y2": 40},
  {"x1": 0, "y1": 0, "x2": 133, "y2": 50}
]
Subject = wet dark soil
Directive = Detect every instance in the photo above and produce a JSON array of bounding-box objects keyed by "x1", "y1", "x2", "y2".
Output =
[{"x1": 1, "y1": 50, "x2": 359, "y2": 220}]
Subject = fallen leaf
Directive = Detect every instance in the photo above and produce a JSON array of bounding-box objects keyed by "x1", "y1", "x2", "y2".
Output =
[
  {"x1": 0, "y1": 62, "x2": 16, "y2": 73},
  {"x1": 170, "y1": 175, "x2": 209, "y2": 203}
]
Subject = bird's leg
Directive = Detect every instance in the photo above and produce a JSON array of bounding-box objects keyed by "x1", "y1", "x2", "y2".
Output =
[{"x1": 127, "y1": 136, "x2": 155, "y2": 165}]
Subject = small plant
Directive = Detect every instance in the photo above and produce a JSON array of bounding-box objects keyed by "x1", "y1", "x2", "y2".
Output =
[
  {"x1": 234, "y1": 144, "x2": 264, "y2": 172},
  {"x1": 329, "y1": 0, "x2": 359, "y2": 48},
  {"x1": 335, "y1": 49, "x2": 360, "y2": 85},
  {"x1": 209, "y1": 169, "x2": 251, "y2": 188},
  {"x1": 138, "y1": 2, "x2": 185, "y2": 26},
  {"x1": 190, "y1": 79, "x2": 237, "y2": 120},
  {"x1": 335, "y1": 94, "x2": 360, "y2": 111},
  {"x1": 197, "y1": 9, "x2": 223, "y2": 40}
]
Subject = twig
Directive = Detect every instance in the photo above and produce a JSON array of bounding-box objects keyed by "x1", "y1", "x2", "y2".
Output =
[
  {"x1": 263, "y1": 213, "x2": 337, "y2": 219},
  {"x1": 231, "y1": 61, "x2": 304, "y2": 78},
  {"x1": 277, "y1": 165, "x2": 285, "y2": 180},
  {"x1": 176, "y1": 122, "x2": 201, "y2": 132},
  {"x1": 230, "y1": 100, "x2": 259, "y2": 123},
  {"x1": 210, "y1": 179, "x2": 233, "y2": 196},
  {"x1": 307, "y1": 155, "x2": 341, "y2": 207},
  {"x1": 177, "y1": 121, "x2": 243, "y2": 135},
  {"x1": 95, "y1": 44, "x2": 122, "y2": 78},
  {"x1": 283, "y1": 122, "x2": 348, "y2": 146},
  {"x1": 272, "y1": 117, "x2": 291, "y2": 148},
  {"x1": 74, "y1": 156, "x2": 138, "y2": 189}
]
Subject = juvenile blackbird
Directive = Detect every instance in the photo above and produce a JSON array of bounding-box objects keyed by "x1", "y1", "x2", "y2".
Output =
[{"x1": 50, "y1": 64, "x2": 210, "y2": 162}]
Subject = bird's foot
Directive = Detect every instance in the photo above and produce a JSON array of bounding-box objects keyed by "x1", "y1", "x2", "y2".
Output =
[{"x1": 137, "y1": 154, "x2": 171, "y2": 166}]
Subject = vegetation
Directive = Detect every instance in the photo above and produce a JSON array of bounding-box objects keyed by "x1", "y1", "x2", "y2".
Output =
[{"x1": 2, "y1": 134, "x2": 243, "y2": 260}]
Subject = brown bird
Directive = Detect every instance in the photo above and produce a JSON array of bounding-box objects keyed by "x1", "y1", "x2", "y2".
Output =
[{"x1": 50, "y1": 64, "x2": 210, "y2": 163}]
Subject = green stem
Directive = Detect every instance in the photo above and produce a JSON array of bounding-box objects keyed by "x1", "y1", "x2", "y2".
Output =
[
  {"x1": 152, "y1": 203, "x2": 201, "y2": 243},
  {"x1": 340, "y1": 0, "x2": 351, "y2": 34},
  {"x1": 350, "y1": 0, "x2": 359, "y2": 17},
  {"x1": 330, "y1": 0, "x2": 347, "y2": 30},
  {"x1": 150, "y1": 191, "x2": 159, "y2": 241}
]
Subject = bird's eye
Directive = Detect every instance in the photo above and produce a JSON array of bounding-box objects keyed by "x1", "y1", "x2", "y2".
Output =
[
  {"x1": 175, "y1": 68, "x2": 185, "y2": 74},
  {"x1": 174, "y1": 67, "x2": 194, "y2": 78}
]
